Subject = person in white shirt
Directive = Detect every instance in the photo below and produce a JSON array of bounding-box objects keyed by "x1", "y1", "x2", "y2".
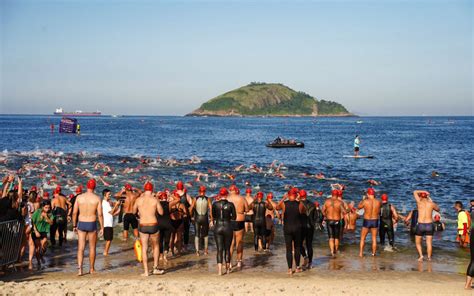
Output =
[{"x1": 102, "y1": 189, "x2": 121, "y2": 256}]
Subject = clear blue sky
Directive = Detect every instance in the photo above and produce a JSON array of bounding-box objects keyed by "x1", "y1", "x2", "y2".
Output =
[{"x1": 1, "y1": 0, "x2": 472, "y2": 116}]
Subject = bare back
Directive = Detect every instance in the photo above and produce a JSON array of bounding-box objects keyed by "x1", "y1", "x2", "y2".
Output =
[
  {"x1": 323, "y1": 198, "x2": 343, "y2": 220},
  {"x1": 52, "y1": 195, "x2": 68, "y2": 210},
  {"x1": 361, "y1": 197, "x2": 381, "y2": 220},
  {"x1": 135, "y1": 193, "x2": 162, "y2": 224},
  {"x1": 417, "y1": 199, "x2": 437, "y2": 223},
  {"x1": 245, "y1": 195, "x2": 254, "y2": 215},
  {"x1": 123, "y1": 191, "x2": 137, "y2": 213},
  {"x1": 228, "y1": 194, "x2": 248, "y2": 222},
  {"x1": 77, "y1": 192, "x2": 101, "y2": 222}
]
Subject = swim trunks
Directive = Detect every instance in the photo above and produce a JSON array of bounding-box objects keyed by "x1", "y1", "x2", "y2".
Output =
[
  {"x1": 77, "y1": 221, "x2": 97, "y2": 232},
  {"x1": 354, "y1": 147, "x2": 360, "y2": 152},
  {"x1": 123, "y1": 213, "x2": 138, "y2": 231},
  {"x1": 139, "y1": 224, "x2": 159, "y2": 235},
  {"x1": 363, "y1": 219, "x2": 379, "y2": 229},
  {"x1": 327, "y1": 220, "x2": 340, "y2": 239},
  {"x1": 415, "y1": 222, "x2": 434, "y2": 236},
  {"x1": 103, "y1": 227, "x2": 113, "y2": 241},
  {"x1": 232, "y1": 221, "x2": 245, "y2": 231}
]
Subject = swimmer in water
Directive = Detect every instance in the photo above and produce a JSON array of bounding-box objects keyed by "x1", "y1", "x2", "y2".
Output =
[
  {"x1": 192, "y1": 186, "x2": 213, "y2": 256},
  {"x1": 358, "y1": 188, "x2": 381, "y2": 257},
  {"x1": 212, "y1": 187, "x2": 236, "y2": 275},
  {"x1": 323, "y1": 190, "x2": 345, "y2": 257},
  {"x1": 344, "y1": 201, "x2": 359, "y2": 232},
  {"x1": 133, "y1": 182, "x2": 164, "y2": 276},
  {"x1": 413, "y1": 190, "x2": 440, "y2": 261},
  {"x1": 433, "y1": 214, "x2": 445, "y2": 232},
  {"x1": 228, "y1": 185, "x2": 248, "y2": 268},
  {"x1": 72, "y1": 179, "x2": 104, "y2": 276}
]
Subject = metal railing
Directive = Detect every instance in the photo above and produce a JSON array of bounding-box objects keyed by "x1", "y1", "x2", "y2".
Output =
[{"x1": 0, "y1": 219, "x2": 25, "y2": 269}]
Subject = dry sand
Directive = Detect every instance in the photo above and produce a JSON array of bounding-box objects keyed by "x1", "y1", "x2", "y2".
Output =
[{"x1": 1, "y1": 267, "x2": 470, "y2": 296}]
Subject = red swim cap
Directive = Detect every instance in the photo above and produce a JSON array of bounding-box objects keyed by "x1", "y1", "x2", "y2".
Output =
[
  {"x1": 54, "y1": 186, "x2": 61, "y2": 194},
  {"x1": 75, "y1": 185, "x2": 83, "y2": 194},
  {"x1": 331, "y1": 189, "x2": 339, "y2": 196},
  {"x1": 30, "y1": 186, "x2": 37, "y2": 192},
  {"x1": 314, "y1": 201, "x2": 320, "y2": 207},
  {"x1": 299, "y1": 189, "x2": 307, "y2": 198},
  {"x1": 266, "y1": 192, "x2": 273, "y2": 200},
  {"x1": 43, "y1": 192, "x2": 50, "y2": 198},
  {"x1": 87, "y1": 179, "x2": 96, "y2": 190},
  {"x1": 219, "y1": 187, "x2": 228, "y2": 196},
  {"x1": 69, "y1": 194, "x2": 74, "y2": 199},
  {"x1": 419, "y1": 192, "x2": 428, "y2": 198},
  {"x1": 176, "y1": 181, "x2": 184, "y2": 190},
  {"x1": 337, "y1": 190, "x2": 343, "y2": 197},
  {"x1": 256, "y1": 191, "x2": 264, "y2": 199},
  {"x1": 434, "y1": 214, "x2": 440, "y2": 221},
  {"x1": 144, "y1": 182, "x2": 153, "y2": 192},
  {"x1": 381, "y1": 194, "x2": 388, "y2": 202},
  {"x1": 367, "y1": 188, "x2": 375, "y2": 195},
  {"x1": 229, "y1": 184, "x2": 238, "y2": 192},
  {"x1": 125, "y1": 184, "x2": 132, "y2": 191},
  {"x1": 246, "y1": 188, "x2": 252, "y2": 194},
  {"x1": 199, "y1": 186, "x2": 206, "y2": 193}
]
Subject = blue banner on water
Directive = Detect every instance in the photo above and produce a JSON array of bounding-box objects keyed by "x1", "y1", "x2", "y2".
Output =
[{"x1": 59, "y1": 117, "x2": 78, "y2": 133}]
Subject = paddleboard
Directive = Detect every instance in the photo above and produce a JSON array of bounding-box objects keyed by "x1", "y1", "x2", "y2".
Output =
[{"x1": 343, "y1": 155, "x2": 374, "y2": 159}]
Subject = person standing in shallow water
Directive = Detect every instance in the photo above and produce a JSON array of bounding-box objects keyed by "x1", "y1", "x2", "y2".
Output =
[
  {"x1": 323, "y1": 189, "x2": 344, "y2": 257},
  {"x1": 212, "y1": 187, "x2": 236, "y2": 275},
  {"x1": 276, "y1": 188, "x2": 305, "y2": 275},
  {"x1": 413, "y1": 190, "x2": 440, "y2": 261},
  {"x1": 72, "y1": 179, "x2": 103, "y2": 276},
  {"x1": 133, "y1": 181, "x2": 164, "y2": 276},
  {"x1": 358, "y1": 188, "x2": 381, "y2": 257}
]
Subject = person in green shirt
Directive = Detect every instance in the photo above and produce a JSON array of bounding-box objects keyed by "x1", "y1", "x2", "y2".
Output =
[{"x1": 31, "y1": 200, "x2": 54, "y2": 268}]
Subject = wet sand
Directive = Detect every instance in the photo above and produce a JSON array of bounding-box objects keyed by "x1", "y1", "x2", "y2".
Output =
[{"x1": 1, "y1": 229, "x2": 471, "y2": 295}]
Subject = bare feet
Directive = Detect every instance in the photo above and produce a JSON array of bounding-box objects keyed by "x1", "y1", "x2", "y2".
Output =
[
  {"x1": 417, "y1": 256, "x2": 424, "y2": 262},
  {"x1": 204, "y1": 249, "x2": 209, "y2": 255},
  {"x1": 295, "y1": 267, "x2": 302, "y2": 273},
  {"x1": 28, "y1": 262, "x2": 33, "y2": 270},
  {"x1": 218, "y1": 263, "x2": 223, "y2": 276},
  {"x1": 196, "y1": 252, "x2": 200, "y2": 257},
  {"x1": 90, "y1": 268, "x2": 96, "y2": 274},
  {"x1": 153, "y1": 267, "x2": 165, "y2": 275},
  {"x1": 103, "y1": 252, "x2": 108, "y2": 256},
  {"x1": 77, "y1": 267, "x2": 84, "y2": 276},
  {"x1": 141, "y1": 272, "x2": 150, "y2": 277},
  {"x1": 237, "y1": 260, "x2": 242, "y2": 269},
  {"x1": 359, "y1": 253, "x2": 364, "y2": 258},
  {"x1": 287, "y1": 269, "x2": 293, "y2": 275}
]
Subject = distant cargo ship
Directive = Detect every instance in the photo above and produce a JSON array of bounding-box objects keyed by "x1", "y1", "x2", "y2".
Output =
[{"x1": 54, "y1": 107, "x2": 102, "y2": 117}]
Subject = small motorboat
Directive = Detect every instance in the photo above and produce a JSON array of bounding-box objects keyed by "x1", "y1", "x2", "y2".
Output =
[{"x1": 266, "y1": 137, "x2": 304, "y2": 148}]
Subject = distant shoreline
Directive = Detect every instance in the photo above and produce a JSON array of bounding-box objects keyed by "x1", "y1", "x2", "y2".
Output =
[{"x1": 0, "y1": 114, "x2": 473, "y2": 118}]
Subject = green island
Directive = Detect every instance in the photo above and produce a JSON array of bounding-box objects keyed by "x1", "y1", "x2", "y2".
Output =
[{"x1": 187, "y1": 82, "x2": 354, "y2": 117}]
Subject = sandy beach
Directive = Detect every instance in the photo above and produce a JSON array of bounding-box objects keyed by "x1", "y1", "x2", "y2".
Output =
[
  {"x1": 0, "y1": 269, "x2": 468, "y2": 296},
  {"x1": 1, "y1": 231, "x2": 471, "y2": 296}
]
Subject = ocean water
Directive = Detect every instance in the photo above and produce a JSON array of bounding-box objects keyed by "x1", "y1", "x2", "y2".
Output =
[{"x1": 0, "y1": 115, "x2": 473, "y2": 259}]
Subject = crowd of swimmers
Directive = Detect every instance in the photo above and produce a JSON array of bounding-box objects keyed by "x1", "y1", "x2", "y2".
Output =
[{"x1": 0, "y1": 174, "x2": 473, "y2": 289}]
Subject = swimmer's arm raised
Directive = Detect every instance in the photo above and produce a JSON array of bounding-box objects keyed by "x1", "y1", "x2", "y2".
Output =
[
  {"x1": 357, "y1": 199, "x2": 365, "y2": 210},
  {"x1": 156, "y1": 199, "x2": 164, "y2": 216}
]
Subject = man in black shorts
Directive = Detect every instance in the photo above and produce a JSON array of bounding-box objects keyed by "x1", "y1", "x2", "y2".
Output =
[
  {"x1": 322, "y1": 190, "x2": 344, "y2": 256},
  {"x1": 102, "y1": 189, "x2": 120, "y2": 256}
]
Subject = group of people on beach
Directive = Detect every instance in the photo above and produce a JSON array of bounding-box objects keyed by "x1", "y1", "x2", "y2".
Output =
[{"x1": 1, "y1": 173, "x2": 473, "y2": 289}]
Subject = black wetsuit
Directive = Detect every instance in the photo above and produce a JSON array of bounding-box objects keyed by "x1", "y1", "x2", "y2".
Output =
[
  {"x1": 410, "y1": 209, "x2": 418, "y2": 235},
  {"x1": 379, "y1": 203, "x2": 394, "y2": 247},
  {"x1": 50, "y1": 205, "x2": 67, "y2": 246},
  {"x1": 433, "y1": 221, "x2": 444, "y2": 232},
  {"x1": 283, "y1": 200, "x2": 302, "y2": 269},
  {"x1": 158, "y1": 200, "x2": 173, "y2": 253},
  {"x1": 180, "y1": 194, "x2": 191, "y2": 246},
  {"x1": 300, "y1": 200, "x2": 316, "y2": 263},
  {"x1": 314, "y1": 207, "x2": 324, "y2": 231},
  {"x1": 212, "y1": 199, "x2": 236, "y2": 264},
  {"x1": 194, "y1": 195, "x2": 210, "y2": 238},
  {"x1": 253, "y1": 200, "x2": 267, "y2": 251}
]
